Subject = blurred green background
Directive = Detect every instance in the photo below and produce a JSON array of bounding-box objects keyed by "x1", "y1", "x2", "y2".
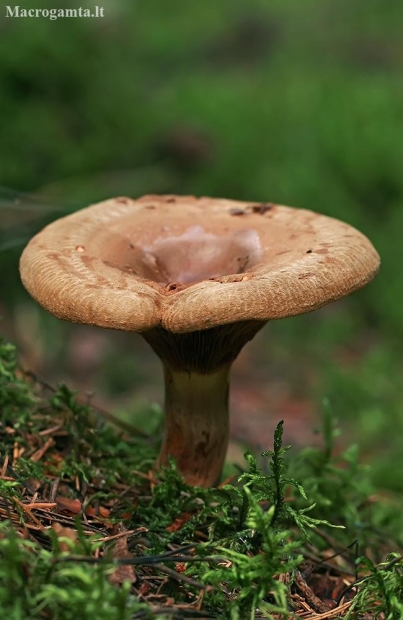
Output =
[{"x1": 1, "y1": 0, "x2": 402, "y2": 488}]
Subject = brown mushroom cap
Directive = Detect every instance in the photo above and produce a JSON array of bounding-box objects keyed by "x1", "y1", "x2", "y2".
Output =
[{"x1": 19, "y1": 195, "x2": 380, "y2": 333}]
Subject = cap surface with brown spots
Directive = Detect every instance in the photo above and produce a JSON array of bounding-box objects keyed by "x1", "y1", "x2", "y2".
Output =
[{"x1": 19, "y1": 195, "x2": 380, "y2": 333}]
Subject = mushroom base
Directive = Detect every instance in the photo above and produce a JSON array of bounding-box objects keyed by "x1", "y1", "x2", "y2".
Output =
[{"x1": 158, "y1": 364, "x2": 230, "y2": 487}]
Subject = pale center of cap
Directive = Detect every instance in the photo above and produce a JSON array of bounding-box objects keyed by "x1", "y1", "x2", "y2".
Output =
[{"x1": 102, "y1": 225, "x2": 263, "y2": 286}]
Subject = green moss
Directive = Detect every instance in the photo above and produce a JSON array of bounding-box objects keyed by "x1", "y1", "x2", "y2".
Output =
[{"x1": 1, "y1": 336, "x2": 403, "y2": 618}]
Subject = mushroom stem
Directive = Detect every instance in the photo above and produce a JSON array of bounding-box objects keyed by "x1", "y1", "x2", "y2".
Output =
[
  {"x1": 143, "y1": 321, "x2": 266, "y2": 486},
  {"x1": 158, "y1": 363, "x2": 231, "y2": 487}
]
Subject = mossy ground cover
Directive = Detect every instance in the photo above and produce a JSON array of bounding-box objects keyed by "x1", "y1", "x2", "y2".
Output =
[
  {"x1": 1, "y1": 337, "x2": 403, "y2": 619},
  {"x1": 1, "y1": 0, "x2": 403, "y2": 519}
]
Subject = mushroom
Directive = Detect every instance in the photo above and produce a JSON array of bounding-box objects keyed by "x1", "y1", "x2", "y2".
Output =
[{"x1": 19, "y1": 195, "x2": 380, "y2": 487}]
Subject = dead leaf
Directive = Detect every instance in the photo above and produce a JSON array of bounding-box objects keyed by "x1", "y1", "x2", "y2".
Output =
[
  {"x1": 85, "y1": 505, "x2": 110, "y2": 518},
  {"x1": 56, "y1": 496, "x2": 82, "y2": 514},
  {"x1": 166, "y1": 512, "x2": 192, "y2": 532},
  {"x1": 52, "y1": 522, "x2": 78, "y2": 552},
  {"x1": 108, "y1": 528, "x2": 137, "y2": 585}
]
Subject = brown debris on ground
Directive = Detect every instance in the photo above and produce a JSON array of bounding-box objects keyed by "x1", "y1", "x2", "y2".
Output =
[
  {"x1": 0, "y1": 367, "x2": 398, "y2": 619},
  {"x1": 0, "y1": 465, "x2": 381, "y2": 619}
]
